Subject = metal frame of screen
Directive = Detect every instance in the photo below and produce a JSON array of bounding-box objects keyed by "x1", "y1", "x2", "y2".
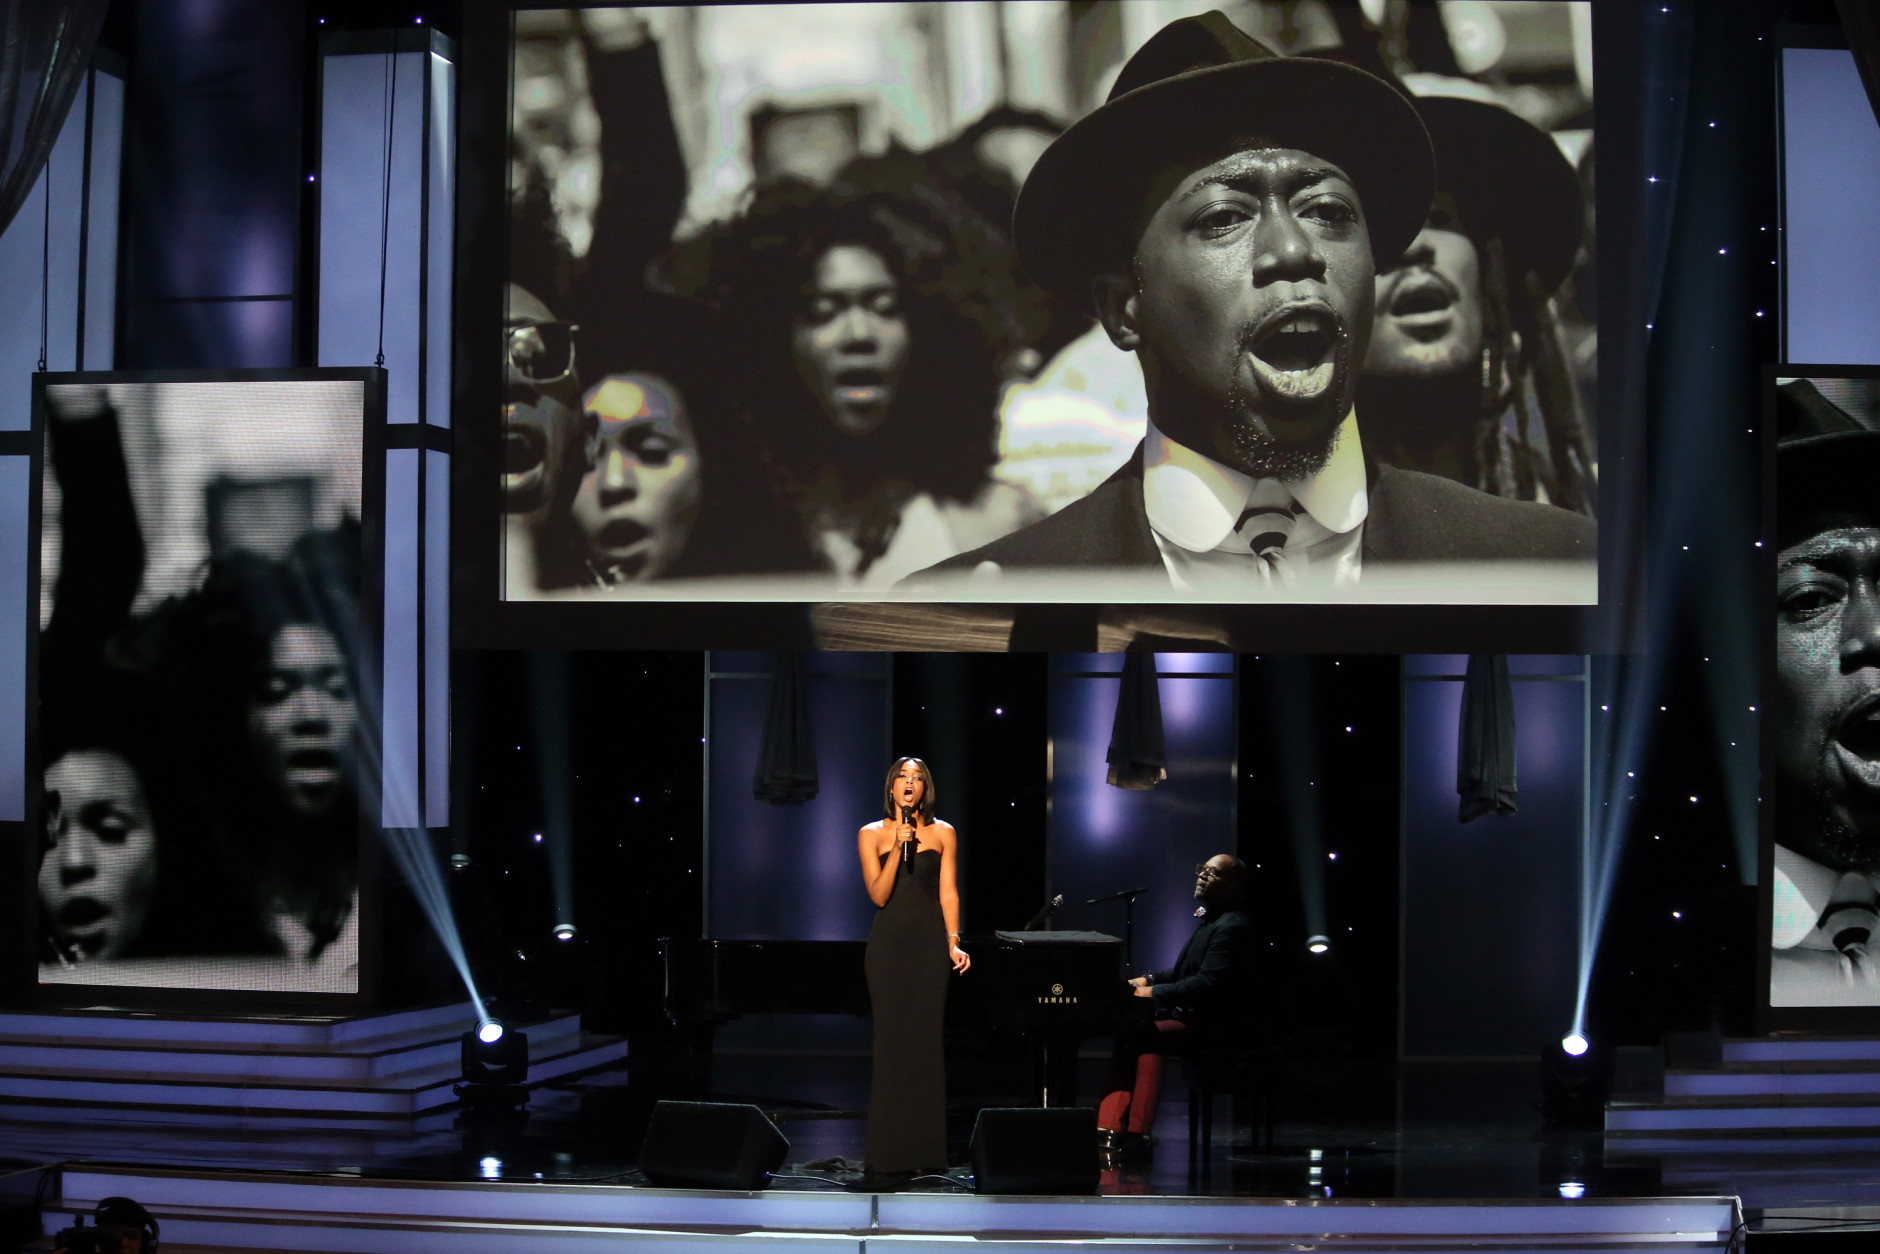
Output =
[
  {"x1": 1758, "y1": 363, "x2": 1880, "y2": 1031},
  {"x1": 20, "y1": 367, "x2": 388, "y2": 1014},
  {"x1": 451, "y1": 0, "x2": 1644, "y2": 653}
]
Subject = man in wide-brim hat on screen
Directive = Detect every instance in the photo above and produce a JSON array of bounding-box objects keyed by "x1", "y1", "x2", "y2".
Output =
[
  {"x1": 1359, "y1": 88, "x2": 1594, "y2": 514},
  {"x1": 1770, "y1": 378, "x2": 1880, "y2": 1007},
  {"x1": 917, "y1": 11, "x2": 1594, "y2": 591}
]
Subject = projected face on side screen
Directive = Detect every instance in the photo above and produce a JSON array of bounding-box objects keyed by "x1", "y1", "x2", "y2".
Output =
[
  {"x1": 249, "y1": 624, "x2": 358, "y2": 819},
  {"x1": 39, "y1": 750, "x2": 158, "y2": 962},
  {"x1": 1364, "y1": 207, "x2": 1485, "y2": 378},
  {"x1": 792, "y1": 245, "x2": 910, "y2": 437},
  {"x1": 1776, "y1": 524, "x2": 1880, "y2": 872},
  {"x1": 571, "y1": 374, "x2": 702, "y2": 583}
]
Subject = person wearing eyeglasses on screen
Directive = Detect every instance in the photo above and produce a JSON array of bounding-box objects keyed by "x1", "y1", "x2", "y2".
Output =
[
  {"x1": 502, "y1": 283, "x2": 596, "y2": 592},
  {"x1": 1098, "y1": 853, "x2": 1255, "y2": 1166}
]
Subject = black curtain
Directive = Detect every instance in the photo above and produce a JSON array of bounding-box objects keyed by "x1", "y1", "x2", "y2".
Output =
[
  {"x1": 1839, "y1": 2, "x2": 1880, "y2": 131},
  {"x1": 0, "y1": 0, "x2": 109, "y2": 238},
  {"x1": 753, "y1": 652, "x2": 818, "y2": 804},
  {"x1": 1106, "y1": 652, "x2": 1166, "y2": 790},
  {"x1": 1457, "y1": 654, "x2": 1517, "y2": 822}
]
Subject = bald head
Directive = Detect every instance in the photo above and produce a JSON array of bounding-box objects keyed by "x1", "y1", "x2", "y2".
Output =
[{"x1": 1195, "y1": 853, "x2": 1247, "y2": 907}]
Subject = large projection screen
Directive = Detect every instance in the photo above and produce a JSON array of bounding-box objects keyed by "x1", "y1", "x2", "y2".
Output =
[
  {"x1": 30, "y1": 371, "x2": 385, "y2": 1006},
  {"x1": 458, "y1": 1, "x2": 1623, "y2": 650}
]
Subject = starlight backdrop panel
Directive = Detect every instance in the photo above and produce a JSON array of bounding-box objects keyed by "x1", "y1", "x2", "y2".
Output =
[
  {"x1": 461, "y1": 0, "x2": 1622, "y2": 652},
  {"x1": 33, "y1": 373, "x2": 382, "y2": 1001}
]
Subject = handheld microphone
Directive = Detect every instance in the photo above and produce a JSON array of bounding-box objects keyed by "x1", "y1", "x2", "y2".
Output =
[{"x1": 899, "y1": 805, "x2": 916, "y2": 868}]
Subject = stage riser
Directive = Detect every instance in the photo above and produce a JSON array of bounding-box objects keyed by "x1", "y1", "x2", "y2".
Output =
[
  {"x1": 0, "y1": 1020, "x2": 582, "y2": 1085},
  {"x1": 1622, "y1": 1136, "x2": 1880, "y2": 1154},
  {"x1": 1607, "y1": 1105, "x2": 1880, "y2": 1132},
  {"x1": 1609, "y1": 1036, "x2": 1880, "y2": 1138},
  {"x1": 1667, "y1": 1073, "x2": 1880, "y2": 1097},
  {"x1": 0, "y1": 1001, "x2": 478, "y2": 1051},
  {"x1": 36, "y1": 1218, "x2": 1740, "y2": 1254},
  {"x1": 1725, "y1": 1041, "x2": 1880, "y2": 1064},
  {"x1": 0, "y1": 1037, "x2": 628, "y2": 1115},
  {"x1": 49, "y1": 1170, "x2": 1738, "y2": 1252}
]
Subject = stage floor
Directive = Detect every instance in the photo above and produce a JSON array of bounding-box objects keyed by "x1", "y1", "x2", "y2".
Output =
[{"x1": 0, "y1": 1050, "x2": 1872, "y2": 1245}]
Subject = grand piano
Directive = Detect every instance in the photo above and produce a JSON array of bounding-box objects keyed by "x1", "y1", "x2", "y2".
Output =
[{"x1": 661, "y1": 930, "x2": 1142, "y2": 1105}]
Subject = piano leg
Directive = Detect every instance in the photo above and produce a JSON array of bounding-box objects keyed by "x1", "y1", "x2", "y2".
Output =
[{"x1": 1037, "y1": 1035, "x2": 1080, "y2": 1108}]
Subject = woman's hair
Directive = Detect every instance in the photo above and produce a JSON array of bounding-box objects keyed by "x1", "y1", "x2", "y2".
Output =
[
  {"x1": 37, "y1": 676, "x2": 276, "y2": 960},
  {"x1": 882, "y1": 756, "x2": 937, "y2": 825},
  {"x1": 152, "y1": 523, "x2": 365, "y2": 959},
  {"x1": 698, "y1": 176, "x2": 1012, "y2": 505}
]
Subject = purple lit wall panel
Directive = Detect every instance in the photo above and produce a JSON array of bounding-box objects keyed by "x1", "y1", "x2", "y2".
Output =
[
  {"x1": 130, "y1": 3, "x2": 300, "y2": 301},
  {"x1": 426, "y1": 55, "x2": 455, "y2": 428},
  {"x1": 1401, "y1": 672, "x2": 1583, "y2": 1057},
  {"x1": 1783, "y1": 49, "x2": 1880, "y2": 363},
  {"x1": 707, "y1": 655, "x2": 889, "y2": 940},
  {"x1": 0, "y1": 80, "x2": 107, "y2": 427},
  {"x1": 382, "y1": 450, "x2": 420, "y2": 829},
  {"x1": 1047, "y1": 655, "x2": 1234, "y2": 973},
  {"x1": 319, "y1": 50, "x2": 427, "y2": 420},
  {"x1": 83, "y1": 71, "x2": 124, "y2": 371},
  {"x1": 424, "y1": 449, "x2": 449, "y2": 824}
]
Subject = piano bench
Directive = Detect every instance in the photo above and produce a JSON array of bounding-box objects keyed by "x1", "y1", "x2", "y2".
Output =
[{"x1": 1184, "y1": 1044, "x2": 1284, "y2": 1171}]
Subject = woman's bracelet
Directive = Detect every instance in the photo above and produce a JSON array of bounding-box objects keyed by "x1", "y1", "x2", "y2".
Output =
[{"x1": 948, "y1": 933, "x2": 961, "y2": 941}]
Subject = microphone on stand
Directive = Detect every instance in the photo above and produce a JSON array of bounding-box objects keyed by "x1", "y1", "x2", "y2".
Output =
[
  {"x1": 899, "y1": 805, "x2": 916, "y2": 869},
  {"x1": 1023, "y1": 894, "x2": 1064, "y2": 931}
]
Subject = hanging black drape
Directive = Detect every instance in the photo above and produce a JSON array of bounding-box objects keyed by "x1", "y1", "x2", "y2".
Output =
[
  {"x1": 1106, "y1": 652, "x2": 1167, "y2": 790},
  {"x1": 0, "y1": 0, "x2": 110, "y2": 238},
  {"x1": 1838, "y1": 2, "x2": 1880, "y2": 132},
  {"x1": 1457, "y1": 654, "x2": 1517, "y2": 822},
  {"x1": 753, "y1": 652, "x2": 818, "y2": 804}
]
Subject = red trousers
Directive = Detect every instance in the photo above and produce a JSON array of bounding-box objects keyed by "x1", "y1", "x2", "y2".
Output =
[{"x1": 1097, "y1": 1018, "x2": 1190, "y2": 1134}]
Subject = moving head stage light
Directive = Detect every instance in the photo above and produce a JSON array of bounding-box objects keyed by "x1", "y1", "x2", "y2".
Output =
[{"x1": 458, "y1": 1019, "x2": 529, "y2": 1107}]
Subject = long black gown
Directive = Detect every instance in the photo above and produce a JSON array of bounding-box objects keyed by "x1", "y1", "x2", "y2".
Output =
[{"x1": 864, "y1": 845, "x2": 949, "y2": 1173}]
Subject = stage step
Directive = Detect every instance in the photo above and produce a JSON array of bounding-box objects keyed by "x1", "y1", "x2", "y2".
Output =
[
  {"x1": 1608, "y1": 1034, "x2": 1880, "y2": 1138},
  {"x1": 47, "y1": 1166, "x2": 1738, "y2": 1253},
  {"x1": 0, "y1": 1004, "x2": 627, "y2": 1118}
]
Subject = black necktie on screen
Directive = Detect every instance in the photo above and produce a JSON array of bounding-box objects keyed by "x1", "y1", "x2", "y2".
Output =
[{"x1": 1232, "y1": 498, "x2": 1300, "y2": 585}]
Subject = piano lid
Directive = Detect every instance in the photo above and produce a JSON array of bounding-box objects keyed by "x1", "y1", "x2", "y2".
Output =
[{"x1": 990, "y1": 930, "x2": 1120, "y2": 945}]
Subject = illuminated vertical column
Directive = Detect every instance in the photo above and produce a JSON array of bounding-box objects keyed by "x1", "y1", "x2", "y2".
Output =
[
  {"x1": 318, "y1": 29, "x2": 455, "y2": 832},
  {"x1": 0, "y1": 60, "x2": 126, "y2": 809}
]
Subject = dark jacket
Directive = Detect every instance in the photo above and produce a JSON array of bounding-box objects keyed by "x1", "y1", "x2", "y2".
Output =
[
  {"x1": 1149, "y1": 906, "x2": 1254, "y2": 1027},
  {"x1": 923, "y1": 442, "x2": 1596, "y2": 575}
]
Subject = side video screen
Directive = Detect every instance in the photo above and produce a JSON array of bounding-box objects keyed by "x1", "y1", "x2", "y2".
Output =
[{"x1": 37, "y1": 376, "x2": 369, "y2": 994}]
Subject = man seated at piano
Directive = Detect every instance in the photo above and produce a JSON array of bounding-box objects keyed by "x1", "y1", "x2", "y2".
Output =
[{"x1": 1100, "y1": 853, "x2": 1256, "y2": 1164}]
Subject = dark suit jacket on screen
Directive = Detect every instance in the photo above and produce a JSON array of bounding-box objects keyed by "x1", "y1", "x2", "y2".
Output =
[{"x1": 923, "y1": 443, "x2": 1596, "y2": 575}]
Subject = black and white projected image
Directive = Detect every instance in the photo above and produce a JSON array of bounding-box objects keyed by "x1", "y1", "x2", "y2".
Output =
[
  {"x1": 38, "y1": 378, "x2": 366, "y2": 994},
  {"x1": 502, "y1": 2, "x2": 1598, "y2": 611},
  {"x1": 1771, "y1": 374, "x2": 1880, "y2": 1008}
]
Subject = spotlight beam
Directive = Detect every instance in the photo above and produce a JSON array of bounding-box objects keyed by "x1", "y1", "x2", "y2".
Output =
[
  {"x1": 1266, "y1": 659, "x2": 1329, "y2": 944},
  {"x1": 347, "y1": 643, "x2": 487, "y2": 1021},
  {"x1": 525, "y1": 652, "x2": 577, "y2": 939}
]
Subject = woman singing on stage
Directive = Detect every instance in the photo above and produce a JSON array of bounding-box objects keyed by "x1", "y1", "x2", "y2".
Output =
[{"x1": 859, "y1": 756, "x2": 970, "y2": 1175}]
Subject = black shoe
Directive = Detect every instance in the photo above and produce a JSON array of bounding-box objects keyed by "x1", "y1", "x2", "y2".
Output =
[{"x1": 1118, "y1": 1131, "x2": 1154, "y2": 1164}]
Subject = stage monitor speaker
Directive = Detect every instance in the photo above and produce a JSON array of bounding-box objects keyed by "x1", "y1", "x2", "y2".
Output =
[
  {"x1": 969, "y1": 1107, "x2": 1098, "y2": 1195},
  {"x1": 638, "y1": 1101, "x2": 790, "y2": 1190}
]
